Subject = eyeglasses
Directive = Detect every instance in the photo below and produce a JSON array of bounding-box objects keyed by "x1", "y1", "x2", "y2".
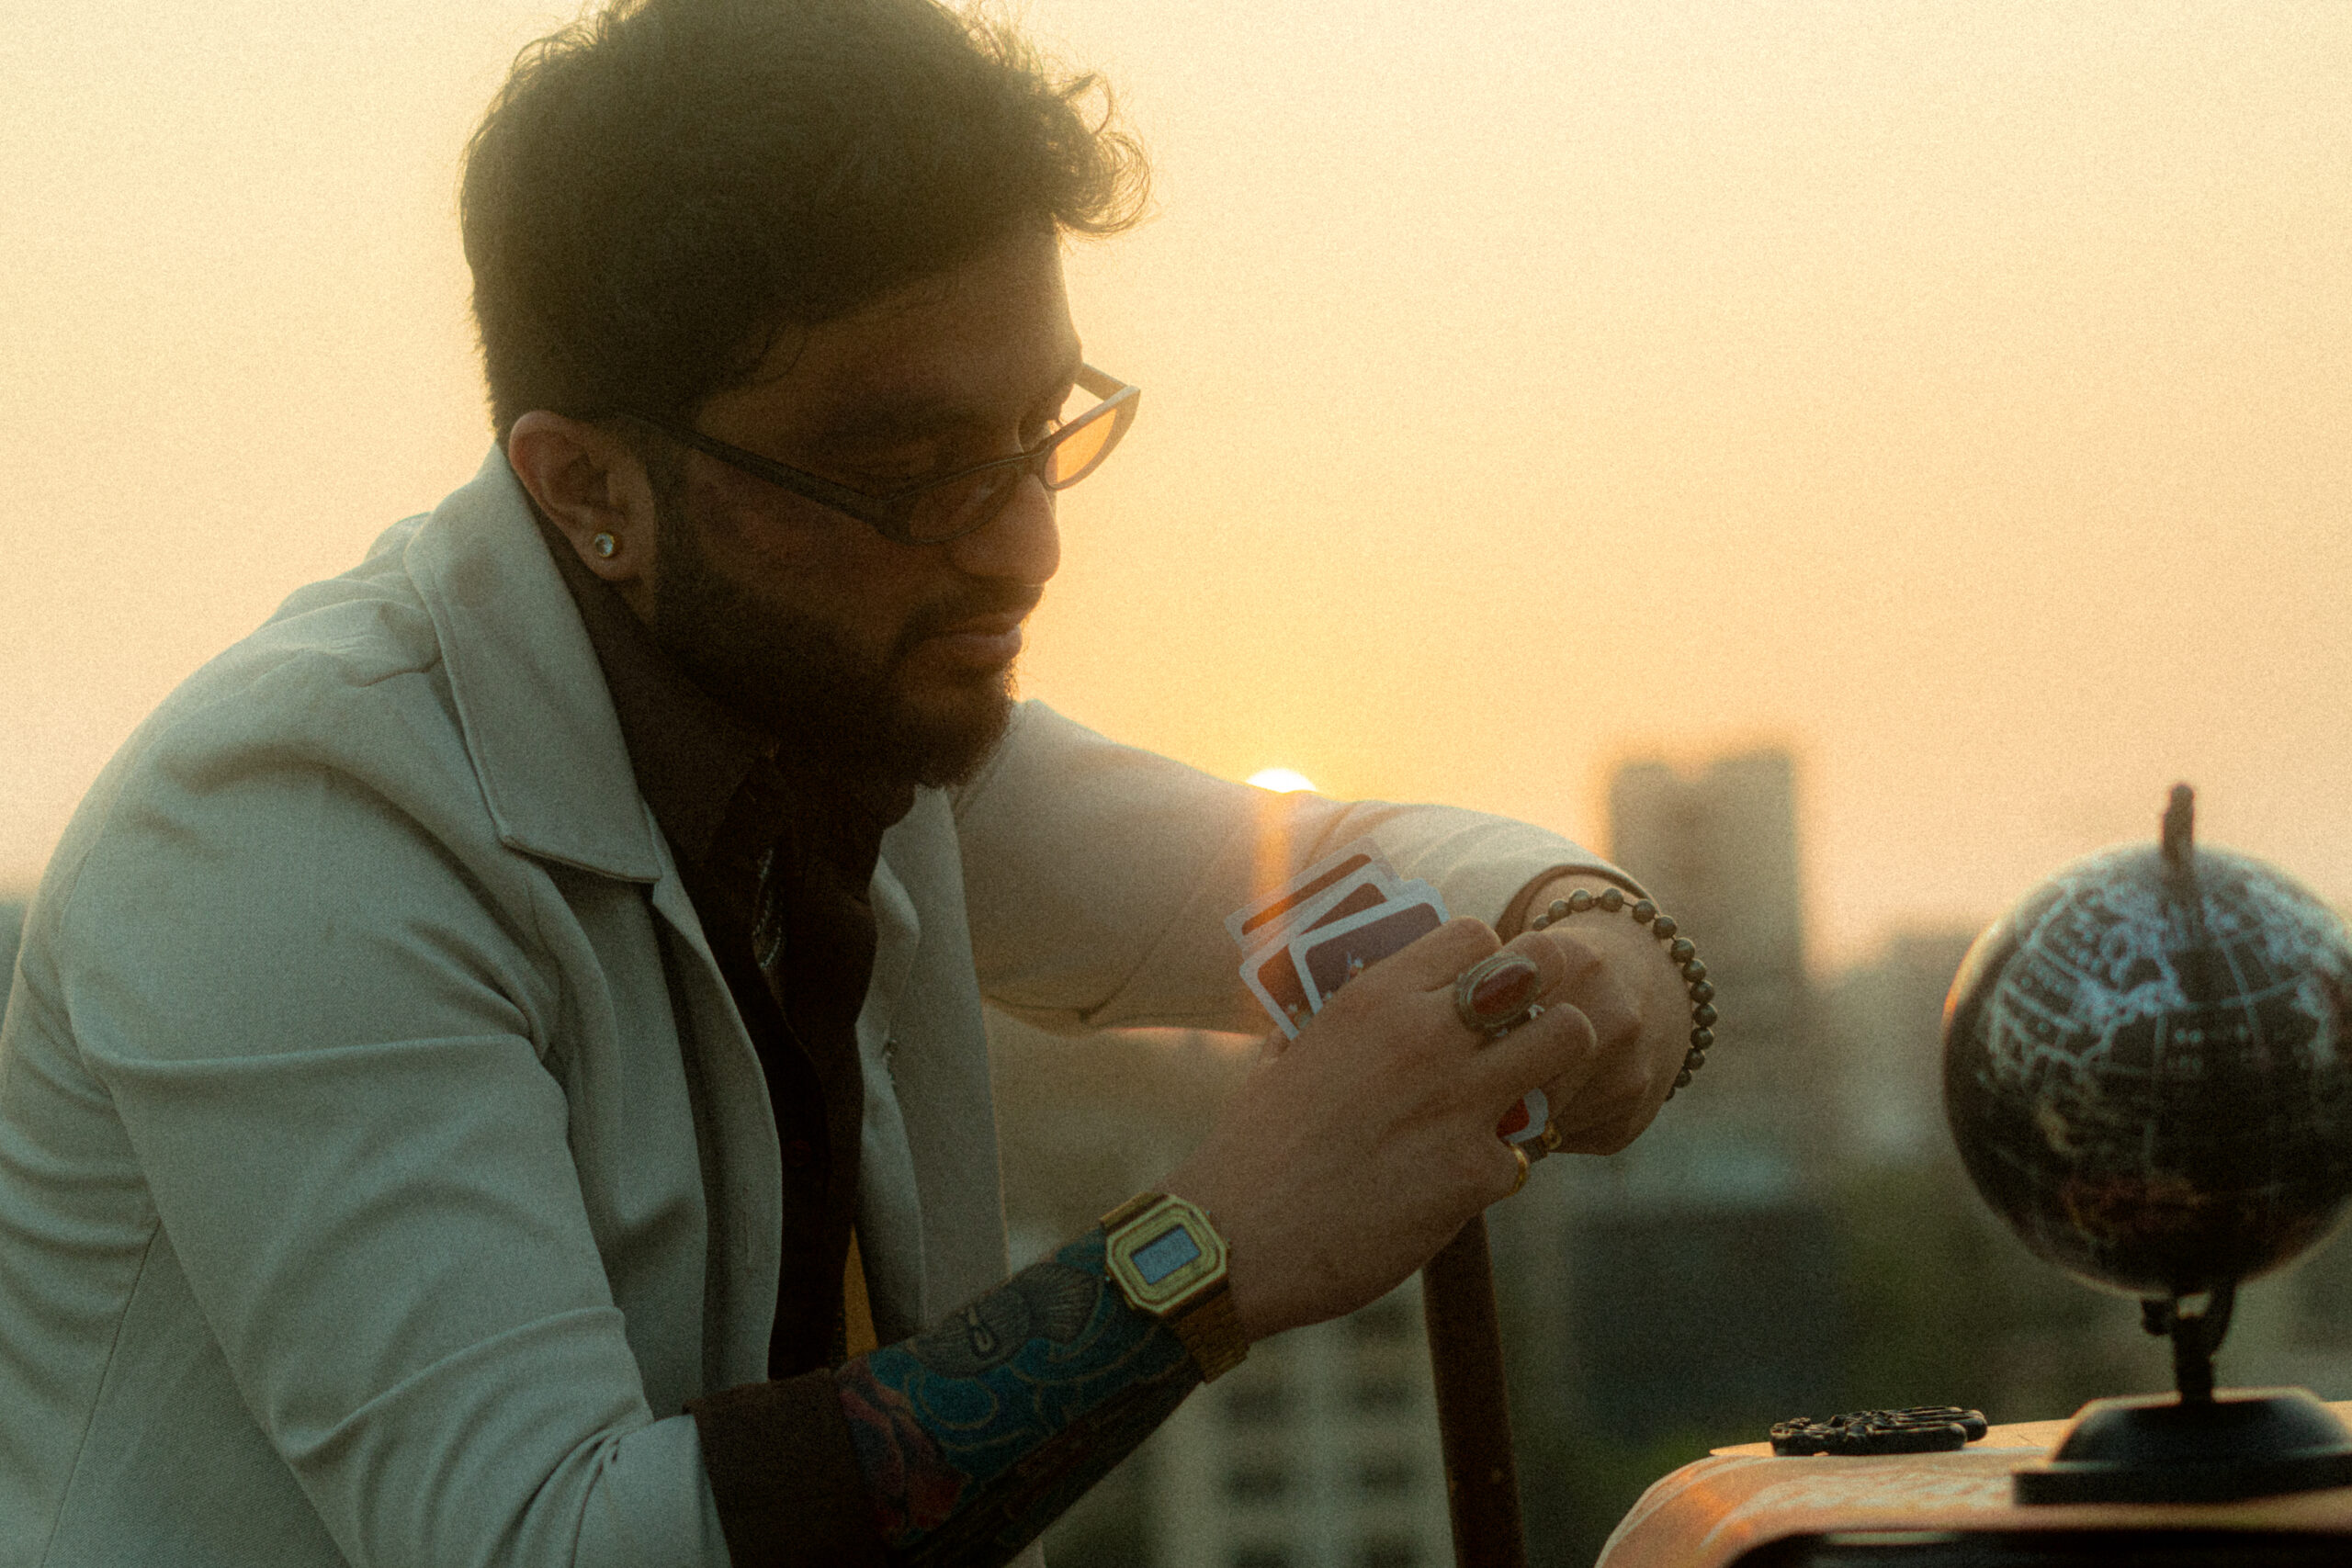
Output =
[{"x1": 619, "y1": 364, "x2": 1138, "y2": 547}]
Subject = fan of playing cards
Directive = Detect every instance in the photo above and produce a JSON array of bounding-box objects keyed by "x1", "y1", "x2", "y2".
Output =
[{"x1": 1227, "y1": 839, "x2": 1551, "y2": 1149}]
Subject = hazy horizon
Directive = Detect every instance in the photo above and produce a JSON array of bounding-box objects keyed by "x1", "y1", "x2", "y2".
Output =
[{"x1": 6, "y1": 0, "x2": 2348, "y2": 968}]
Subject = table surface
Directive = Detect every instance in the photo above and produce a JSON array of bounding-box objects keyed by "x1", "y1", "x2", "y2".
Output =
[{"x1": 1593, "y1": 1399, "x2": 2352, "y2": 1568}]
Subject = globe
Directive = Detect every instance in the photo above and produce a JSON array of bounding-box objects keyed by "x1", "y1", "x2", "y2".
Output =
[{"x1": 1942, "y1": 804, "x2": 2352, "y2": 1302}]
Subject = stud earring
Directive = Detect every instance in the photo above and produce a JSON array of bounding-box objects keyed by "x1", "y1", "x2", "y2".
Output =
[{"x1": 591, "y1": 532, "x2": 618, "y2": 559}]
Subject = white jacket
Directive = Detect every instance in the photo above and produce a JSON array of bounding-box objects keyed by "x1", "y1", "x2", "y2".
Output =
[{"x1": 0, "y1": 449, "x2": 1612, "y2": 1568}]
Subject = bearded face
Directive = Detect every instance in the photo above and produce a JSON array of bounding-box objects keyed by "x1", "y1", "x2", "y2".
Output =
[
  {"x1": 647, "y1": 474, "x2": 1027, "y2": 789},
  {"x1": 521, "y1": 227, "x2": 1077, "y2": 791}
]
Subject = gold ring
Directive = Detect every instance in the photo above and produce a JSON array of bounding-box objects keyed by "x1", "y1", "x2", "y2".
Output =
[
  {"x1": 1507, "y1": 1144, "x2": 1531, "y2": 1196},
  {"x1": 1540, "y1": 1119, "x2": 1564, "y2": 1155}
]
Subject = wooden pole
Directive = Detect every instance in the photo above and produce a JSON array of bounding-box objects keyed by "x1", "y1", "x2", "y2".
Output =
[{"x1": 1420, "y1": 1213, "x2": 1529, "y2": 1568}]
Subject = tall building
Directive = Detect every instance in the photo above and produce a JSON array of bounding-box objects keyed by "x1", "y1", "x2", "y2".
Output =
[
  {"x1": 1818, "y1": 926, "x2": 1978, "y2": 1168},
  {"x1": 1593, "y1": 747, "x2": 1820, "y2": 1200}
]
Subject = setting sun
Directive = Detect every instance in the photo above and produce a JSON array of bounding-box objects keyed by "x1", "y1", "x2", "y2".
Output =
[{"x1": 1246, "y1": 768, "x2": 1319, "y2": 795}]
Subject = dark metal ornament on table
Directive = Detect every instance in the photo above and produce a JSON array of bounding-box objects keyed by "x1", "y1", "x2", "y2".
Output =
[
  {"x1": 1770, "y1": 1406, "x2": 1991, "y2": 1456},
  {"x1": 1941, "y1": 784, "x2": 2352, "y2": 1504}
]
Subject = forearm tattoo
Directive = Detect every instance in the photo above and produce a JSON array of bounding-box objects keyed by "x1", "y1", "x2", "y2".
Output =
[{"x1": 835, "y1": 1227, "x2": 1201, "y2": 1566}]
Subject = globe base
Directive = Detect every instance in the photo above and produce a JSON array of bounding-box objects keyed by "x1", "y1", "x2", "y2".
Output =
[{"x1": 2016, "y1": 1387, "x2": 2352, "y2": 1506}]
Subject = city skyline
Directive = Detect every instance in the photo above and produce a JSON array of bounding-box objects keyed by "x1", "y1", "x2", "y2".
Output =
[
  {"x1": 0, "y1": 738, "x2": 2297, "y2": 978},
  {"x1": 6, "y1": 2, "x2": 2349, "y2": 967}
]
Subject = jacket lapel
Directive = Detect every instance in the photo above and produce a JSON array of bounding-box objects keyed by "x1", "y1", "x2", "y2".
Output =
[
  {"x1": 853, "y1": 858, "x2": 928, "y2": 1340},
  {"x1": 402, "y1": 445, "x2": 782, "y2": 1387},
  {"x1": 401, "y1": 446, "x2": 664, "y2": 883},
  {"x1": 650, "y1": 870, "x2": 787, "y2": 1387},
  {"x1": 877, "y1": 794, "x2": 1010, "y2": 1317}
]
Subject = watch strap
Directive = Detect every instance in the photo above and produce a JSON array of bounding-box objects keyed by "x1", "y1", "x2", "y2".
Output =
[{"x1": 1166, "y1": 1276, "x2": 1249, "y2": 1382}]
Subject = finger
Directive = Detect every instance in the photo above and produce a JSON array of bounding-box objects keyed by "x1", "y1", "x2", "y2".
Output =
[
  {"x1": 1549, "y1": 1101, "x2": 1657, "y2": 1156},
  {"x1": 1543, "y1": 1048, "x2": 1673, "y2": 1154},
  {"x1": 1529, "y1": 927, "x2": 1639, "y2": 1048},
  {"x1": 1434, "y1": 927, "x2": 1583, "y2": 1032},
  {"x1": 1395, "y1": 931, "x2": 1588, "y2": 1101},
  {"x1": 1571, "y1": 1055, "x2": 1675, "y2": 1132},
  {"x1": 1524, "y1": 993, "x2": 1643, "y2": 1139},
  {"x1": 1512, "y1": 928, "x2": 1651, "y2": 1140},
  {"x1": 1468, "y1": 998, "x2": 1601, "y2": 1115},
  {"x1": 1450, "y1": 949, "x2": 1550, "y2": 1035},
  {"x1": 1482, "y1": 1139, "x2": 1531, "y2": 1205},
  {"x1": 1544, "y1": 1085, "x2": 1632, "y2": 1143},
  {"x1": 1372, "y1": 915, "x2": 1501, "y2": 993}
]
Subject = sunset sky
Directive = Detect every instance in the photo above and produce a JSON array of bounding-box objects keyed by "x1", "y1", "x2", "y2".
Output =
[{"x1": 5, "y1": 0, "x2": 2348, "y2": 966}]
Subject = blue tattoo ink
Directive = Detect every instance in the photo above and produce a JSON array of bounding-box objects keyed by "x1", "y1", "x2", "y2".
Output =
[{"x1": 837, "y1": 1227, "x2": 1200, "y2": 1565}]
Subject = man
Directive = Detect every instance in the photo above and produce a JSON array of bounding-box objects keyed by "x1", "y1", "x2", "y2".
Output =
[{"x1": 0, "y1": 1, "x2": 1692, "y2": 1564}]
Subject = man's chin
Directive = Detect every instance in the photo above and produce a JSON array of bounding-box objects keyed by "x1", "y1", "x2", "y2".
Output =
[{"x1": 884, "y1": 671, "x2": 1016, "y2": 789}]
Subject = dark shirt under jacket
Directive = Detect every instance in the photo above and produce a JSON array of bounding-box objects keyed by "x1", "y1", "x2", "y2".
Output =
[
  {"x1": 539, "y1": 518, "x2": 907, "y2": 1566},
  {"x1": 538, "y1": 515, "x2": 910, "y2": 1375}
]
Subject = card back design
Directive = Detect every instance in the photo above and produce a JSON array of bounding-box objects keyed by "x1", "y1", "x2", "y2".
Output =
[
  {"x1": 1289, "y1": 892, "x2": 1449, "y2": 1010},
  {"x1": 1224, "y1": 837, "x2": 1396, "y2": 951}
]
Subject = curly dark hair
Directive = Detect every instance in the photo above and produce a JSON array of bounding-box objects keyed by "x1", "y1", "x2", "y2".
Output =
[{"x1": 460, "y1": 0, "x2": 1148, "y2": 436}]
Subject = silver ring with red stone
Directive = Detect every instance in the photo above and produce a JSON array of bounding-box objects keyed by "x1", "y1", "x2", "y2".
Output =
[{"x1": 1452, "y1": 953, "x2": 1546, "y2": 1040}]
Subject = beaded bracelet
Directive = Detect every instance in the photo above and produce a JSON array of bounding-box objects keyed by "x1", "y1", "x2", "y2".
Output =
[{"x1": 1529, "y1": 886, "x2": 1717, "y2": 1100}]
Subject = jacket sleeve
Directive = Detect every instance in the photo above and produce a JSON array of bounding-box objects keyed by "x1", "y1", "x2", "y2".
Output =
[
  {"x1": 951, "y1": 702, "x2": 1634, "y2": 1034},
  {"x1": 46, "y1": 681, "x2": 741, "y2": 1568}
]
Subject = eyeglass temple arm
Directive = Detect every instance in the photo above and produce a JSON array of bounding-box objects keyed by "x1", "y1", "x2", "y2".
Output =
[
  {"x1": 1076, "y1": 363, "x2": 1125, "y2": 400},
  {"x1": 627, "y1": 412, "x2": 887, "y2": 518}
]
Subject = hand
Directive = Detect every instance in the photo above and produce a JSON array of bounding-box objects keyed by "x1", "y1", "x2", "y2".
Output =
[
  {"x1": 1509, "y1": 877, "x2": 1692, "y2": 1156},
  {"x1": 1161, "y1": 918, "x2": 1602, "y2": 1342}
]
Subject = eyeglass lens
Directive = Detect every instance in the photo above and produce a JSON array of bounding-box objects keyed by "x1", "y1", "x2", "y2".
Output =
[
  {"x1": 1043, "y1": 398, "x2": 1125, "y2": 488},
  {"x1": 905, "y1": 381, "x2": 1129, "y2": 542}
]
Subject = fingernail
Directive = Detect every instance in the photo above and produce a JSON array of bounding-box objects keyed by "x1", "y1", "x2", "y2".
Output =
[{"x1": 1468, "y1": 956, "x2": 1540, "y2": 1021}]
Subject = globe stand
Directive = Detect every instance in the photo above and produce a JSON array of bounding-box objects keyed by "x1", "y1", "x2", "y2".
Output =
[{"x1": 2017, "y1": 1284, "x2": 2352, "y2": 1504}]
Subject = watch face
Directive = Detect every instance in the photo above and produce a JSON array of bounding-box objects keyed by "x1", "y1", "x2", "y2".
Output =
[
  {"x1": 1132, "y1": 1224, "x2": 1204, "y2": 1286},
  {"x1": 1107, "y1": 1198, "x2": 1227, "y2": 1312}
]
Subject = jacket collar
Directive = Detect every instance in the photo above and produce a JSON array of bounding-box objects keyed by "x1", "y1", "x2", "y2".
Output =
[
  {"x1": 532, "y1": 507, "x2": 769, "y2": 869},
  {"x1": 401, "y1": 446, "x2": 668, "y2": 883}
]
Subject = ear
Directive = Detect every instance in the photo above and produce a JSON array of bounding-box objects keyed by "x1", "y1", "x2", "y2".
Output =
[{"x1": 505, "y1": 412, "x2": 662, "y2": 617}]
